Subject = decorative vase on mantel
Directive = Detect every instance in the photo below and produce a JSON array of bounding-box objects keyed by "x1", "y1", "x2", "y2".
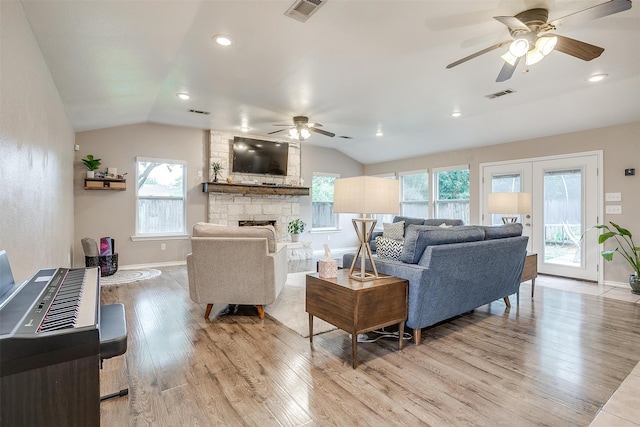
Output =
[{"x1": 630, "y1": 274, "x2": 640, "y2": 295}]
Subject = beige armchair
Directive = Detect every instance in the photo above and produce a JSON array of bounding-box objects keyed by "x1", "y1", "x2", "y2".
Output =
[{"x1": 186, "y1": 222, "x2": 287, "y2": 319}]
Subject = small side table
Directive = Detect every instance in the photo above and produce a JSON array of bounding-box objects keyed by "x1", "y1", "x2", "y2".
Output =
[
  {"x1": 306, "y1": 270, "x2": 408, "y2": 368},
  {"x1": 521, "y1": 253, "x2": 538, "y2": 297}
]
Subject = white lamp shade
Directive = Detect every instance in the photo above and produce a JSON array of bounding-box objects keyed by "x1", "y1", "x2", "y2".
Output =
[
  {"x1": 487, "y1": 192, "x2": 531, "y2": 215},
  {"x1": 333, "y1": 176, "x2": 399, "y2": 215}
]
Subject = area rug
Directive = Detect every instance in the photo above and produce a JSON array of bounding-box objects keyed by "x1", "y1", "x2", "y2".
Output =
[
  {"x1": 100, "y1": 269, "x2": 162, "y2": 286},
  {"x1": 265, "y1": 271, "x2": 337, "y2": 338}
]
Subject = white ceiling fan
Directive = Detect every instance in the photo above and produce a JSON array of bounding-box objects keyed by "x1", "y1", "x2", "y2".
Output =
[{"x1": 446, "y1": 0, "x2": 632, "y2": 82}]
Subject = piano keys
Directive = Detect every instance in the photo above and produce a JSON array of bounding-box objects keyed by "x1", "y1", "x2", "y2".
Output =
[{"x1": 0, "y1": 267, "x2": 101, "y2": 427}]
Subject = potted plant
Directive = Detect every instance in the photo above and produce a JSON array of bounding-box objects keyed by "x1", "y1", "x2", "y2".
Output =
[
  {"x1": 211, "y1": 162, "x2": 223, "y2": 182},
  {"x1": 82, "y1": 154, "x2": 101, "y2": 178},
  {"x1": 595, "y1": 221, "x2": 640, "y2": 294},
  {"x1": 288, "y1": 218, "x2": 306, "y2": 242}
]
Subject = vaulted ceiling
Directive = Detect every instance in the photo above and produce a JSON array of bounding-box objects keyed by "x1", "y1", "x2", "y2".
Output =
[{"x1": 20, "y1": 0, "x2": 640, "y2": 164}]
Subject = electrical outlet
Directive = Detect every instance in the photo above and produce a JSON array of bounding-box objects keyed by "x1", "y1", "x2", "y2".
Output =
[
  {"x1": 605, "y1": 205, "x2": 622, "y2": 214},
  {"x1": 605, "y1": 192, "x2": 622, "y2": 202},
  {"x1": 197, "y1": 170, "x2": 203, "y2": 178},
  {"x1": 327, "y1": 235, "x2": 331, "y2": 241},
  {"x1": 160, "y1": 243, "x2": 166, "y2": 250}
]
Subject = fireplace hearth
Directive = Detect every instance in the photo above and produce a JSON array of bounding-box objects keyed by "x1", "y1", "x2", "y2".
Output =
[{"x1": 238, "y1": 220, "x2": 277, "y2": 227}]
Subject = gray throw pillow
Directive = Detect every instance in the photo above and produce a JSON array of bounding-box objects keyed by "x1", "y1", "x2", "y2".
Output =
[
  {"x1": 383, "y1": 221, "x2": 405, "y2": 240},
  {"x1": 400, "y1": 225, "x2": 485, "y2": 264}
]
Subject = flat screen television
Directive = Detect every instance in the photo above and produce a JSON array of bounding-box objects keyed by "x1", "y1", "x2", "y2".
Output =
[{"x1": 232, "y1": 137, "x2": 289, "y2": 176}]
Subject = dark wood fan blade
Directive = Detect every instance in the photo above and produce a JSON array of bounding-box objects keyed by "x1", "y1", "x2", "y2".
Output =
[
  {"x1": 309, "y1": 127, "x2": 335, "y2": 137},
  {"x1": 552, "y1": 34, "x2": 604, "y2": 61},
  {"x1": 268, "y1": 128, "x2": 288, "y2": 135},
  {"x1": 496, "y1": 56, "x2": 521, "y2": 82},
  {"x1": 446, "y1": 40, "x2": 511, "y2": 69},
  {"x1": 549, "y1": 0, "x2": 631, "y2": 29},
  {"x1": 493, "y1": 15, "x2": 530, "y2": 31}
]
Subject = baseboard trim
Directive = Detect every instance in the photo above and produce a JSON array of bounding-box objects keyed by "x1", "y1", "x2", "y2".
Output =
[{"x1": 118, "y1": 260, "x2": 186, "y2": 270}]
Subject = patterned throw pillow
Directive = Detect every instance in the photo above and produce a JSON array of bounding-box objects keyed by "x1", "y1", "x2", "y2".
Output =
[
  {"x1": 383, "y1": 221, "x2": 405, "y2": 240},
  {"x1": 375, "y1": 236, "x2": 404, "y2": 260}
]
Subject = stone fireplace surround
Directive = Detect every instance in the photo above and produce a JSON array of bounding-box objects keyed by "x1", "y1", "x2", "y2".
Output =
[{"x1": 207, "y1": 131, "x2": 304, "y2": 241}]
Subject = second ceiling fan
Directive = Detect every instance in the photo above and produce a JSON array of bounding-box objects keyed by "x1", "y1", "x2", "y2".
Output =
[
  {"x1": 446, "y1": 0, "x2": 632, "y2": 82},
  {"x1": 269, "y1": 116, "x2": 350, "y2": 141}
]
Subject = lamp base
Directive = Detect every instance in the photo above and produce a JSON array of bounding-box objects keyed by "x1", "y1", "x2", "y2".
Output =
[
  {"x1": 501, "y1": 216, "x2": 518, "y2": 223},
  {"x1": 348, "y1": 218, "x2": 379, "y2": 281}
]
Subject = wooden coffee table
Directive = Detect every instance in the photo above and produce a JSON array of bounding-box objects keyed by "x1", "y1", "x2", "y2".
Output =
[{"x1": 306, "y1": 269, "x2": 408, "y2": 368}]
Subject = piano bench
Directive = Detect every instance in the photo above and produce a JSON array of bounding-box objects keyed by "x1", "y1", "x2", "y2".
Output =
[{"x1": 100, "y1": 303, "x2": 129, "y2": 401}]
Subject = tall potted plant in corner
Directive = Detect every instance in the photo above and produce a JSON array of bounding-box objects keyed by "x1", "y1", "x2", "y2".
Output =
[
  {"x1": 82, "y1": 154, "x2": 101, "y2": 178},
  {"x1": 595, "y1": 221, "x2": 640, "y2": 294},
  {"x1": 288, "y1": 218, "x2": 305, "y2": 242}
]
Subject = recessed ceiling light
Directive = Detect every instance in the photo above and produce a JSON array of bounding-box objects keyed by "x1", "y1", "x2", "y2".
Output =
[
  {"x1": 451, "y1": 111, "x2": 462, "y2": 118},
  {"x1": 588, "y1": 73, "x2": 608, "y2": 83},
  {"x1": 376, "y1": 130, "x2": 383, "y2": 137},
  {"x1": 240, "y1": 126, "x2": 250, "y2": 132},
  {"x1": 213, "y1": 35, "x2": 234, "y2": 46},
  {"x1": 176, "y1": 93, "x2": 190, "y2": 100}
]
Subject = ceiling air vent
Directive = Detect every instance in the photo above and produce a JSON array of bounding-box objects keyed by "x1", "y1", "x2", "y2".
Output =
[
  {"x1": 285, "y1": 0, "x2": 326, "y2": 23},
  {"x1": 188, "y1": 109, "x2": 211, "y2": 115},
  {"x1": 485, "y1": 89, "x2": 516, "y2": 99}
]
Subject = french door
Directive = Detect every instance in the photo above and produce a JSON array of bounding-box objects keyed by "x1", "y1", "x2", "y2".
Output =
[{"x1": 481, "y1": 152, "x2": 602, "y2": 282}]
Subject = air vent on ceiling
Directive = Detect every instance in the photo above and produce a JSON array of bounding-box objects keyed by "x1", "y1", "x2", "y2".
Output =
[
  {"x1": 285, "y1": 0, "x2": 326, "y2": 23},
  {"x1": 188, "y1": 109, "x2": 211, "y2": 115},
  {"x1": 485, "y1": 89, "x2": 516, "y2": 99}
]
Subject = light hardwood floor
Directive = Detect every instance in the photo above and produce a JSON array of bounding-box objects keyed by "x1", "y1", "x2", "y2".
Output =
[{"x1": 99, "y1": 266, "x2": 640, "y2": 426}]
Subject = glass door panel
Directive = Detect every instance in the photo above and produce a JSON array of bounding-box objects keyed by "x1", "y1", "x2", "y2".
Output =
[{"x1": 543, "y1": 169, "x2": 582, "y2": 267}]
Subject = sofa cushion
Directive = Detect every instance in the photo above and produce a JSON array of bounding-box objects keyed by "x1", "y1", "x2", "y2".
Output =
[
  {"x1": 192, "y1": 222, "x2": 277, "y2": 253},
  {"x1": 375, "y1": 236, "x2": 404, "y2": 260},
  {"x1": 400, "y1": 225, "x2": 485, "y2": 264},
  {"x1": 423, "y1": 218, "x2": 465, "y2": 227},
  {"x1": 383, "y1": 221, "x2": 405, "y2": 240},
  {"x1": 483, "y1": 223, "x2": 523, "y2": 240},
  {"x1": 393, "y1": 216, "x2": 425, "y2": 232}
]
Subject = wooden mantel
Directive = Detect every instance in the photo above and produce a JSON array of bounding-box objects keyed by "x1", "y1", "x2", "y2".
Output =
[{"x1": 201, "y1": 182, "x2": 310, "y2": 196}]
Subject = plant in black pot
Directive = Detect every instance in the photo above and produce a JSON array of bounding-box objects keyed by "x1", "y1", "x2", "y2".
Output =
[
  {"x1": 211, "y1": 162, "x2": 223, "y2": 182},
  {"x1": 82, "y1": 154, "x2": 101, "y2": 178},
  {"x1": 595, "y1": 221, "x2": 640, "y2": 294},
  {"x1": 288, "y1": 218, "x2": 305, "y2": 243}
]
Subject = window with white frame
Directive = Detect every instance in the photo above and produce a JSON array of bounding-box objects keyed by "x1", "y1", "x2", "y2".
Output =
[
  {"x1": 434, "y1": 165, "x2": 470, "y2": 224},
  {"x1": 373, "y1": 173, "x2": 398, "y2": 228},
  {"x1": 135, "y1": 157, "x2": 186, "y2": 236},
  {"x1": 311, "y1": 173, "x2": 339, "y2": 230},
  {"x1": 400, "y1": 171, "x2": 429, "y2": 218}
]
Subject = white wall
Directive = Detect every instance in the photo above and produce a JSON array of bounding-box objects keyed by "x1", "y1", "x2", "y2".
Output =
[
  {"x1": 74, "y1": 123, "x2": 208, "y2": 267},
  {"x1": 0, "y1": 1, "x2": 76, "y2": 282},
  {"x1": 301, "y1": 144, "x2": 365, "y2": 253}
]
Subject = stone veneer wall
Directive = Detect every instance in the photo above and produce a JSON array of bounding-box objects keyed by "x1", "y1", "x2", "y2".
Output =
[{"x1": 208, "y1": 131, "x2": 304, "y2": 240}]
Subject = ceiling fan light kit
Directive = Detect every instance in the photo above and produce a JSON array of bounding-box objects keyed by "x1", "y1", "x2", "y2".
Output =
[
  {"x1": 446, "y1": 0, "x2": 632, "y2": 82},
  {"x1": 269, "y1": 115, "x2": 344, "y2": 141}
]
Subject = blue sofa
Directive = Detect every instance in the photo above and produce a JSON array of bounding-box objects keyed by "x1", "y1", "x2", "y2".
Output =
[{"x1": 345, "y1": 223, "x2": 528, "y2": 345}]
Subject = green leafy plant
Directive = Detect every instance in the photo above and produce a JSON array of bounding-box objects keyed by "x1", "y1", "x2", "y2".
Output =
[
  {"x1": 81, "y1": 154, "x2": 101, "y2": 171},
  {"x1": 288, "y1": 218, "x2": 306, "y2": 234},
  {"x1": 595, "y1": 221, "x2": 640, "y2": 275},
  {"x1": 211, "y1": 162, "x2": 223, "y2": 182},
  {"x1": 211, "y1": 162, "x2": 223, "y2": 174}
]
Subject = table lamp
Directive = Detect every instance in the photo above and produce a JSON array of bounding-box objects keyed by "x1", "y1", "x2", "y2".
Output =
[
  {"x1": 487, "y1": 192, "x2": 531, "y2": 223},
  {"x1": 333, "y1": 176, "x2": 399, "y2": 281}
]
